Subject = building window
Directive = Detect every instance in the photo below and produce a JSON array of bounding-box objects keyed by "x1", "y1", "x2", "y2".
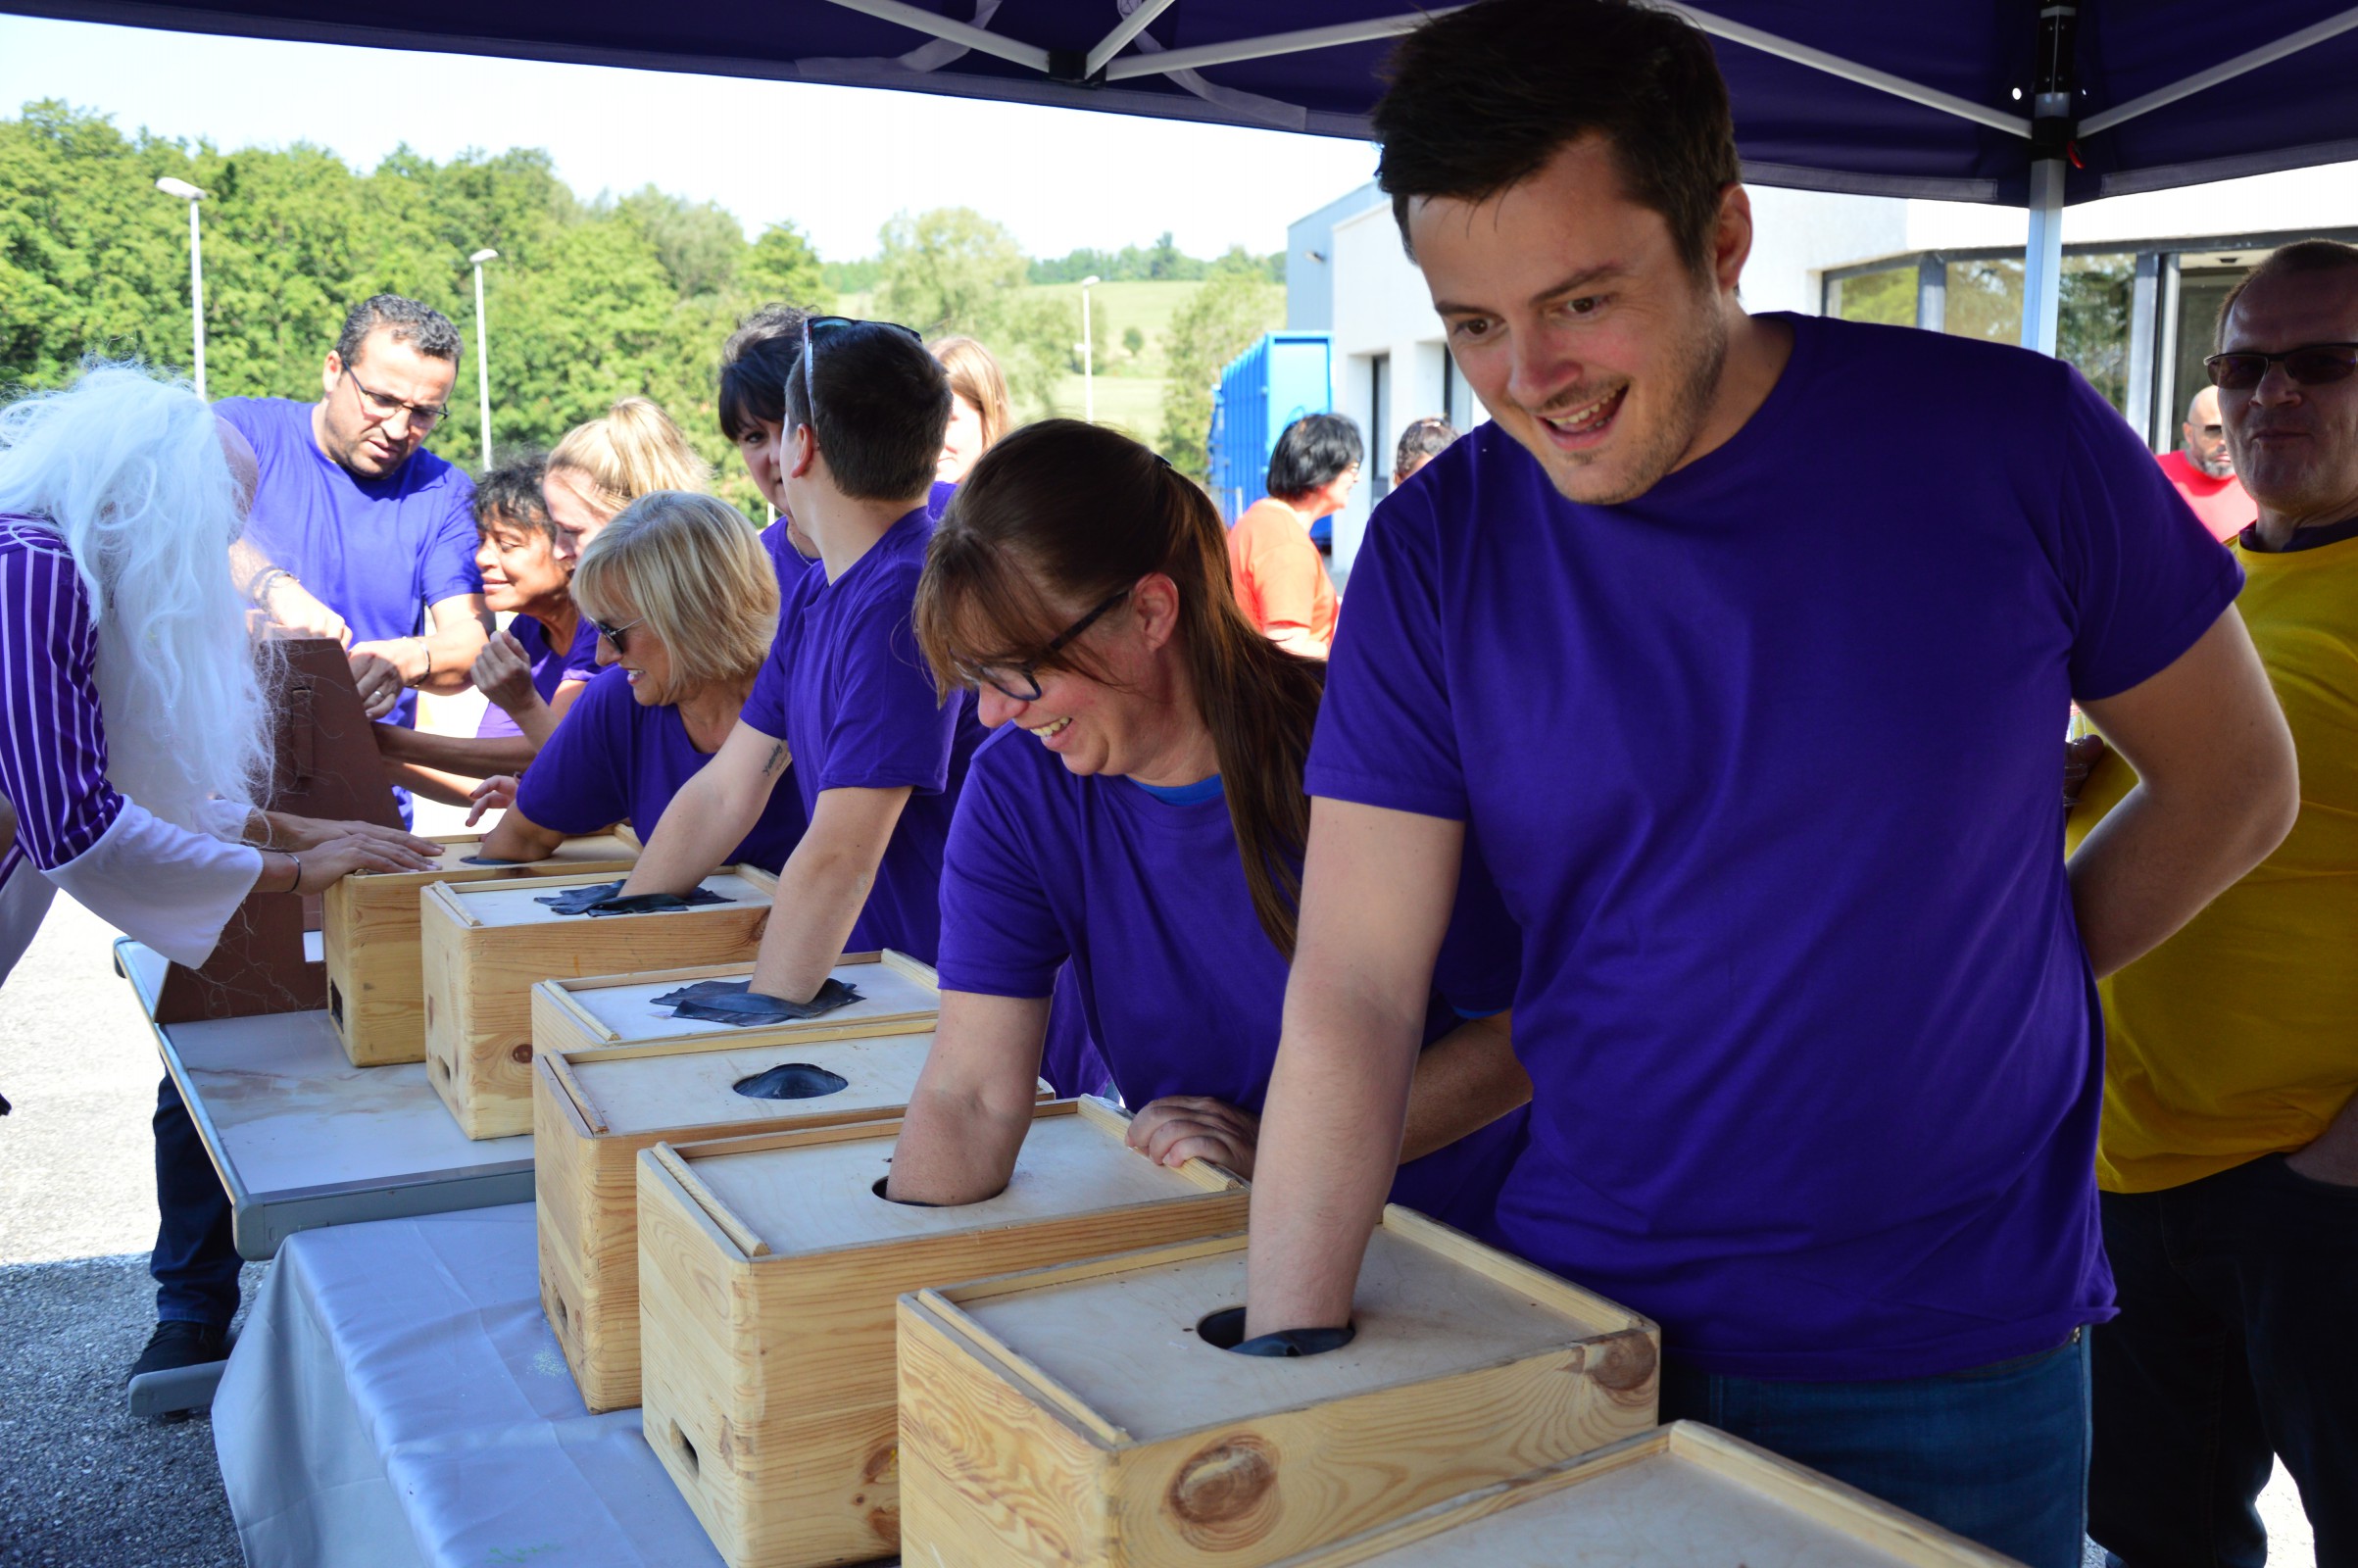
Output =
[
  {"x1": 1827, "y1": 266, "x2": 1916, "y2": 325},
  {"x1": 1368, "y1": 351, "x2": 1392, "y2": 501}
]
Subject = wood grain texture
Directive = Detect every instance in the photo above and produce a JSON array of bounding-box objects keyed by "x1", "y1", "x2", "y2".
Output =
[
  {"x1": 895, "y1": 1212, "x2": 1660, "y2": 1568},
  {"x1": 323, "y1": 832, "x2": 637, "y2": 1065},
  {"x1": 418, "y1": 866, "x2": 776, "y2": 1140},
  {"x1": 1262, "y1": 1422, "x2": 2030, "y2": 1568},
  {"x1": 637, "y1": 1102, "x2": 1249, "y2": 1568},
  {"x1": 529, "y1": 950, "x2": 940, "y2": 1055}
]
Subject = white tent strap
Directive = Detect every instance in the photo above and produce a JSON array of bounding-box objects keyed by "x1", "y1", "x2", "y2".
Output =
[
  {"x1": 814, "y1": 0, "x2": 1050, "y2": 71},
  {"x1": 1668, "y1": 4, "x2": 2030, "y2": 137},
  {"x1": 1103, "y1": 9, "x2": 1454, "y2": 78},
  {"x1": 2080, "y1": 5, "x2": 2358, "y2": 136},
  {"x1": 1086, "y1": 0, "x2": 1181, "y2": 77}
]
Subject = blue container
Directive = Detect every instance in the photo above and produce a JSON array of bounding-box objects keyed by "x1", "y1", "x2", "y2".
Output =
[{"x1": 1207, "y1": 332, "x2": 1334, "y2": 527}]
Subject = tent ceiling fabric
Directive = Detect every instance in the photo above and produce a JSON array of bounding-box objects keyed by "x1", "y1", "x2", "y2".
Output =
[{"x1": 8, "y1": 0, "x2": 2358, "y2": 204}]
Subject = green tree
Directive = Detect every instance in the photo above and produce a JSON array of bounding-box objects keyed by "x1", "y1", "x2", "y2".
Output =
[
  {"x1": 741, "y1": 222, "x2": 832, "y2": 312},
  {"x1": 876, "y1": 206, "x2": 1070, "y2": 417},
  {"x1": 1157, "y1": 271, "x2": 1283, "y2": 479}
]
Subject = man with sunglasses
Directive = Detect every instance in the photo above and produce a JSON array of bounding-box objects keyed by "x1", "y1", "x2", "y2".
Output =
[
  {"x1": 216, "y1": 294, "x2": 490, "y2": 742},
  {"x1": 2155, "y1": 384, "x2": 2252, "y2": 543},
  {"x1": 616, "y1": 318, "x2": 983, "y2": 999},
  {"x1": 2081, "y1": 239, "x2": 2358, "y2": 1568}
]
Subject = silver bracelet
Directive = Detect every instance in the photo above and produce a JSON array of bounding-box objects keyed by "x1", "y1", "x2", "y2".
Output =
[{"x1": 285, "y1": 852, "x2": 302, "y2": 894}]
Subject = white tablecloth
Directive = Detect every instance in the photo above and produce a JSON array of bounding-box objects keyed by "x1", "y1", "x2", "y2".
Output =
[{"x1": 211, "y1": 1203, "x2": 722, "y2": 1568}]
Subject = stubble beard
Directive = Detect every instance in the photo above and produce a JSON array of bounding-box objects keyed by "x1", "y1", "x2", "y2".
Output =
[{"x1": 1537, "y1": 296, "x2": 1730, "y2": 507}]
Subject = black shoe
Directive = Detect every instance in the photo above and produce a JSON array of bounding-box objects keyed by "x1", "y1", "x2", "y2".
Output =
[{"x1": 127, "y1": 1320, "x2": 227, "y2": 1384}]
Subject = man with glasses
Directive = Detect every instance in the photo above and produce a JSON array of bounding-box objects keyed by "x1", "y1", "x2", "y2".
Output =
[
  {"x1": 2081, "y1": 239, "x2": 2358, "y2": 1568},
  {"x1": 615, "y1": 318, "x2": 982, "y2": 1000},
  {"x1": 2156, "y1": 384, "x2": 2252, "y2": 542},
  {"x1": 136, "y1": 296, "x2": 487, "y2": 1390},
  {"x1": 217, "y1": 294, "x2": 489, "y2": 733}
]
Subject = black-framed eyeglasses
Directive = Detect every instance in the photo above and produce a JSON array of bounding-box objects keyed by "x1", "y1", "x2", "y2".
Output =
[
  {"x1": 341, "y1": 366, "x2": 448, "y2": 431},
  {"x1": 2205, "y1": 342, "x2": 2358, "y2": 392},
  {"x1": 591, "y1": 615, "x2": 643, "y2": 653},
  {"x1": 797, "y1": 315, "x2": 925, "y2": 435},
  {"x1": 957, "y1": 588, "x2": 1132, "y2": 702}
]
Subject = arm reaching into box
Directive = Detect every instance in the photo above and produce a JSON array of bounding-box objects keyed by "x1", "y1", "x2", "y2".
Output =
[
  {"x1": 618, "y1": 719, "x2": 791, "y2": 897},
  {"x1": 745, "y1": 783, "x2": 911, "y2": 1004},
  {"x1": 887, "y1": 989, "x2": 1054, "y2": 1205},
  {"x1": 1247, "y1": 799, "x2": 1466, "y2": 1338}
]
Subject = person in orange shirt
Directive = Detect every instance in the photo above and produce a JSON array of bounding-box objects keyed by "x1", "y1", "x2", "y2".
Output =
[
  {"x1": 1227, "y1": 414, "x2": 1360, "y2": 658},
  {"x1": 2156, "y1": 385, "x2": 2255, "y2": 541}
]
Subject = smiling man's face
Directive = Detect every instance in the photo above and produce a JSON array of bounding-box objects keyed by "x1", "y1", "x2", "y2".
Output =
[
  {"x1": 1409, "y1": 133, "x2": 1732, "y2": 507},
  {"x1": 2221, "y1": 266, "x2": 2358, "y2": 530}
]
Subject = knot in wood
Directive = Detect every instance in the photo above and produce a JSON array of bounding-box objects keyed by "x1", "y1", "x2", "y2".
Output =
[
  {"x1": 1165, "y1": 1433, "x2": 1280, "y2": 1550},
  {"x1": 1589, "y1": 1331, "x2": 1658, "y2": 1400},
  {"x1": 508, "y1": 1040, "x2": 534, "y2": 1065}
]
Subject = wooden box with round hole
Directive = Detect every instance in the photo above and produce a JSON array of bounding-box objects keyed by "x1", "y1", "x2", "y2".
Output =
[
  {"x1": 419, "y1": 865, "x2": 778, "y2": 1140},
  {"x1": 322, "y1": 829, "x2": 639, "y2": 1067},
  {"x1": 533, "y1": 951, "x2": 997, "y2": 1413},
  {"x1": 1263, "y1": 1421, "x2": 2024, "y2": 1568},
  {"x1": 895, "y1": 1211, "x2": 1659, "y2": 1568},
  {"x1": 634, "y1": 1099, "x2": 1251, "y2": 1568}
]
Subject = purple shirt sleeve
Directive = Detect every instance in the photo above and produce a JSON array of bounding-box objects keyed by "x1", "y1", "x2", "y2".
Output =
[
  {"x1": 811, "y1": 596, "x2": 958, "y2": 795},
  {"x1": 741, "y1": 630, "x2": 790, "y2": 741},
  {"x1": 421, "y1": 484, "x2": 484, "y2": 607},
  {"x1": 2050, "y1": 368, "x2": 2246, "y2": 701},
  {"x1": 0, "y1": 529, "x2": 123, "y2": 871},
  {"x1": 514, "y1": 671, "x2": 631, "y2": 835},
  {"x1": 1303, "y1": 488, "x2": 1467, "y2": 822},
  {"x1": 936, "y1": 747, "x2": 1064, "y2": 999}
]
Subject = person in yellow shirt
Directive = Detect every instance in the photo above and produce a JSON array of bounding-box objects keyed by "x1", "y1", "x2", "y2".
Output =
[
  {"x1": 2070, "y1": 240, "x2": 2358, "y2": 1568},
  {"x1": 1226, "y1": 414, "x2": 1358, "y2": 658}
]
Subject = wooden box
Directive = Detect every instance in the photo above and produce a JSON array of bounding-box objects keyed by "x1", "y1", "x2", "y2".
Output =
[
  {"x1": 529, "y1": 949, "x2": 938, "y2": 1058},
  {"x1": 896, "y1": 1208, "x2": 1660, "y2": 1568},
  {"x1": 324, "y1": 830, "x2": 639, "y2": 1066},
  {"x1": 636, "y1": 1099, "x2": 1251, "y2": 1568},
  {"x1": 533, "y1": 950, "x2": 975, "y2": 1414},
  {"x1": 1265, "y1": 1422, "x2": 2024, "y2": 1567},
  {"x1": 419, "y1": 866, "x2": 777, "y2": 1140}
]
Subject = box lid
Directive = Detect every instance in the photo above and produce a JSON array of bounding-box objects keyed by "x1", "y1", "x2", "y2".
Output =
[
  {"x1": 570, "y1": 1030, "x2": 937, "y2": 1137},
  {"x1": 449, "y1": 869, "x2": 769, "y2": 928}
]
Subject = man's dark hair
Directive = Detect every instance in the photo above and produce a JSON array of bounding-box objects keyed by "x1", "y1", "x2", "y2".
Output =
[
  {"x1": 471, "y1": 453, "x2": 556, "y2": 545},
  {"x1": 718, "y1": 304, "x2": 812, "y2": 443},
  {"x1": 1266, "y1": 413, "x2": 1363, "y2": 501},
  {"x1": 781, "y1": 321, "x2": 951, "y2": 503},
  {"x1": 335, "y1": 294, "x2": 463, "y2": 368},
  {"x1": 2217, "y1": 238, "x2": 2358, "y2": 349},
  {"x1": 1373, "y1": 0, "x2": 1740, "y2": 280},
  {"x1": 1395, "y1": 416, "x2": 1458, "y2": 475}
]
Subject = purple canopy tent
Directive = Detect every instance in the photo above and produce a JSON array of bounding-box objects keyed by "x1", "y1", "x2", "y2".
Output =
[{"x1": 8, "y1": 0, "x2": 2358, "y2": 352}]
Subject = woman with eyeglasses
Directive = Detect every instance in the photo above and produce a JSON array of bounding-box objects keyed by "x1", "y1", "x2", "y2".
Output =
[
  {"x1": 474, "y1": 491, "x2": 804, "y2": 869},
  {"x1": 884, "y1": 421, "x2": 1530, "y2": 1230}
]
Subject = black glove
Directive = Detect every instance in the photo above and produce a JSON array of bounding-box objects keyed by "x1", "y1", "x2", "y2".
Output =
[
  {"x1": 461, "y1": 855, "x2": 525, "y2": 867},
  {"x1": 1198, "y1": 1306, "x2": 1355, "y2": 1358},
  {"x1": 652, "y1": 977, "x2": 863, "y2": 1025},
  {"x1": 533, "y1": 881, "x2": 732, "y2": 917}
]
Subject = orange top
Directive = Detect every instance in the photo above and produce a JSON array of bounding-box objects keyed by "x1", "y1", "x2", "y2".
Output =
[{"x1": 1226, "y1": 497, "x2": 1339, "y2": 659}]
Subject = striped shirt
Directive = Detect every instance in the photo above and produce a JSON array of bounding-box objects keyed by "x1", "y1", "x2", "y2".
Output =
[{"x1": 0, "y1": 514, "x2": 123, "y2": 887}]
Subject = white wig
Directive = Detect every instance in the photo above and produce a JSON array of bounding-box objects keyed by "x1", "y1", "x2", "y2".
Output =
[{"x1": 0, "y1": 363, "x2": 273, "y2": 828}]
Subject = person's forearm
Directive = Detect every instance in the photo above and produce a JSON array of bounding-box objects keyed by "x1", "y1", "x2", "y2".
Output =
[
  {"x1": 2287, "y1": 1092, "x2": 2358, "y2": 1184},
  {"x1": 1266, "y1": 623, "x2": 1329, "y2": 660},
  {"x1": 620, "y1": 768, "x2": 770, "y2": 897},
  {"x1": 381, "y1": 760, "x2": 484, "y2": 808},
  {"x1": 1246, "y1": 969, "x2": 1424, "y2": 1336},
  {"x1": 2070, "y1": 780, "x2": 2294, "y2": 979},
  {"x1": 512, "y1": 690, "x2": 565, "y2": 750},
  {"x1": 479, "y1": 806, "x2": 565, "y2": 862},
  {"x1": 745, "y1": 838, "x2": 877, "y2": 1003},
  {"x1": 1399, "y1": 1011, "x2": 1531, "y2": 1163},
  {"x1": 372, "y1": 724, "x2": 533, "y2": 779},
  {"x1": 353, "y1": 626, "x2": 485, "y2": 697},
  {"x1": 886, "y1": 995, "x2": 1054, "y2": 1205}
]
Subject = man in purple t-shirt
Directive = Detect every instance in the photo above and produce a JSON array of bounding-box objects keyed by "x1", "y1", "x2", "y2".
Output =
[
  {"x1": 1241, "y1": 3, "x2": 2298, "y2": 1562},
  {"x1": 618, "y1": 319, "x2": 976, "y2": 994}
]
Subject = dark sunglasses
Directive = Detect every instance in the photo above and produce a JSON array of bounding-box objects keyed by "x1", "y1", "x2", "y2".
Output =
[
  {"x1": 2204, "y1": 342, "x2": 2358, "y2": 392},
  {"x1": 591, "y1": 615, "x2": 643, "y2": 652},
  {"x1": 798, "y1": 315, "x2": 926, "y2": 433},
  {"x1": 957, "y1": 587, "x2": 1133, "y2": 703}
]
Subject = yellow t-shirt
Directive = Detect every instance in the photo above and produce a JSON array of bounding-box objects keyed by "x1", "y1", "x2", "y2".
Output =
[{"x1": 2067, "y1": 528, "x2": 2358, "y2": 1194}]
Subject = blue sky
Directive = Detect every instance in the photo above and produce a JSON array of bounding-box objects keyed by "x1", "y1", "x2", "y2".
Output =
[{"x1": 0, "y1": 15, "x2": 1382, "y2": 263}]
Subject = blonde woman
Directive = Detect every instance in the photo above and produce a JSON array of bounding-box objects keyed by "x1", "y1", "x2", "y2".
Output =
[
  {"x1": 476, "y1": 491, "x2": 803, "y2": 866},
  {"x1": 931, "y1": 335, "x2": 1014, "y2": 484}
]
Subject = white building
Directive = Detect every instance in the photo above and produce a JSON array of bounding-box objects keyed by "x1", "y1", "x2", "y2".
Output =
[{"x1": 1292, "y1": 162, "x2": 2358, "y2": 576}]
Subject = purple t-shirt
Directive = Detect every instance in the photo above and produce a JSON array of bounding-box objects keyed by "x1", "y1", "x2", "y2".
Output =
[
  {"x1": 1306, "y1": 315, "x2": 2243, "y2": 1381},
  {"x1": 938, "y1": 725, "x2": 1528, "y2": 1234},
  {"x1": 741, "y1": 505, "x2": 980, "y2": 961},
  {"x1": 477, "y1": 615, "x2": 593, "y2": 739},
  {"x1": 215, "y1": 397, "x2": 479, "y2": 732},
  {"x1": 516, "y1": 665, "x2": 805, "y2": 868},
  {"x1": 750, "y1": 481, "x2": 950, "y2": 590}
]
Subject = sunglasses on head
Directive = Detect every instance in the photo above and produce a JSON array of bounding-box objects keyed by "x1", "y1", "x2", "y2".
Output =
[
  {"x1": 797, "y1": 316, "x2": 926, "y2": 433},
  {"x1": 2204, "y1": 342, "x2": 2358, "y2": 392}
]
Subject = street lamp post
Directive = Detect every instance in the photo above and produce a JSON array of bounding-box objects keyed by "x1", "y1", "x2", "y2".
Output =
[
  {"x1": 154, "y1": 177, "x2": 208, "y2": 398},
  {"x1": 1079, "y1": 274, "x2": 1102, "y2": 423},
  {"x1": 468, "y1": 249, "x2": 499, "y2": 469}
]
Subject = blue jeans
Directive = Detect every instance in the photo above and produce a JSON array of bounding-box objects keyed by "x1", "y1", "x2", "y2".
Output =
[
  {"x1": 1661, "y1": 1333, "x2": 2091, "y2": 1568},
  {"x1": 150, "y1": 1076, "x2": 240, "y2": 1327},
  {"x1": 2090, "y1": 1154, "x2": 2358, "y2": 1568}
]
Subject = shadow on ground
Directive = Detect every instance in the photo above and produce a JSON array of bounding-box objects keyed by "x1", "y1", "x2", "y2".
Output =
[{"x1": 0, "y1": 1250, "x2": 253, "y2": 1568}]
